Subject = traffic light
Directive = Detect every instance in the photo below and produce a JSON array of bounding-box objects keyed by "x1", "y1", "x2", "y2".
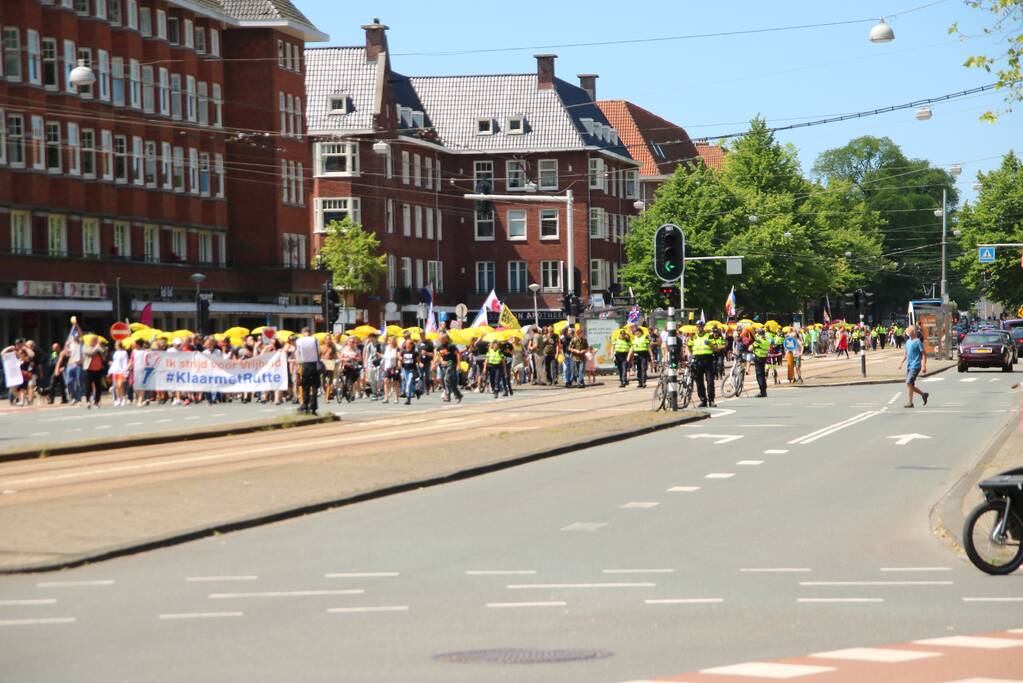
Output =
[
  {"x1": 863, "y1": 291, "x2": 875, "y2": 308},
  {"x1": 654, "y1": 224, "x2": 684, "y2": 282},
  {"x1": 570, "y1": 294, "x2": 582, "y2": 318},
  {"x1": 561, "y1": 292, "x2": 572, "y2": 314},
  {"x1": 854, "y1": 290, "x2": 862, "y2": 309},
  {"x1": 197, "y1": 297, "x2": 210, "y2": 335},
  {"x1": 325, "y1": 289, "x2": 341, "y2": 328},
  {"x1": 660, "y1": 285, "x2": 677, "y2": 305}
]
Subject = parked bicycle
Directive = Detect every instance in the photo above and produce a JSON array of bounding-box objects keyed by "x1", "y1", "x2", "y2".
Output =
[
  {"x1": 651, "y1": 362, "x2": 694, "y2": 412},
  {"x1": 721, "y1": 356, "x2": 746, "y2": 398},
  {"x1": 963, "y1": 468, "x2": 1023, "y2": 575}
]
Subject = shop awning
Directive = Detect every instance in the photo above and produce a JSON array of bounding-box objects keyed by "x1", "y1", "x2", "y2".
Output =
[
  {"x1": 131, "y1": 301, "x2": 319, "y2": 314},
  {"x1": 0, "y1": 297, "x2": 112, "y2": 311}
]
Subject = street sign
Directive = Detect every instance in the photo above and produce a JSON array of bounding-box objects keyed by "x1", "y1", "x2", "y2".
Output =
[
  {"x1": 261, "y1": 327, "x2": 277, "y2": 345},
  {"x1": 978, "y1": 246, "x2": 996, "y2": 263},
  {"x1": 455, "y1": 303, "x2": 469, "y2": 319},
  {"x1": 783, "y1": 337, "x2": 798, "y2": 353},
  {"x1": 109, "y1": 321, "x2": 130, "y2": 342},
  {"x1": 726, "y1": 257, "x2": 742, "y2": 275}
]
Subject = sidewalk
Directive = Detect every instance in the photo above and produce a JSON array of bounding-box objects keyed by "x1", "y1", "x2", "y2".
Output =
[{"x1": 0, "y1": 385, "x2": 705, "y2": 572}]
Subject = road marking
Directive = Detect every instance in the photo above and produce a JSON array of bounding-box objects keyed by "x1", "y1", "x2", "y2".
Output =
[
  {"x1": 737, "y1": 460, "x2": 763, "y2": 466},
  {"x1": 506, "y1": 583, "x2": 655, "y2": 590},
  {"x1": 93, "y1": 424, "x2": 111, "y2": 430},
  {"x1": 603, "y1": 569, "x2": 675, "y2": 575},
  {"x1": 156, "y1": 419, "x2": 173, "y2": 423},
  {"x1": 212, "y1": 413, "x2": 227, "y2": 417},
  {"x1": 645, "y1": 598, "x2": 722, "y2": 604},
  {"x1": 808, "y1": 402, "x2": 835, "y2": 407},
  {"x1": 620, "y1": 501, "x2": 659, "y2": 509},
  {"x1": 561, "y1": 522, "x2": 606, "y2": 532},
  {"x1": 687, "y1": 434, "x2": 744, "y2": 445},
  {"x1": 914, "y1": 635, "x2": 1023, "y2": 649},
  {"x1": 486, "y1": 601, "x2": 565, "y2": 608},
  {"x1": 158, "y1": 612, "x2": 243, "y2": 620},
  {"x1": 800, "y1": 580, "x2": 952, "y2": 586},
  {"x1": 741, "y1": 568, "x2": 811, "y2": 573},
  {"x1": 65, "y1": 428, "x2": 81, "y2": 432},
  {"x1": 208, "y1": 590, "x2": 364, "y2": 599},
  {"x1": 0, "y1": 599, "x2": 57, "y2": 606},
  {"x1": 707, "y1": 408, "x2": 736, "y2": 418},
  {"x1": 185, "y1": 575, "x2": 258, "y2": 582},
  {"x1": 789, "y1": 411, "x2": 880, "y2": 445},
  {"x1": 466, "y1": 570, "x2": 537, "y2": 576},
  {"x1": 36, "y1": 580, "x2": 113, "y2": 587},
  {"x1": 326, "y1": 606, "x2": 409, "y2": 614},
  {"x1": 961, "y1": 378, "x2": 979, "y2": 383},
  {"x1": 888, "y1": 392, "x2": 901, "y2": 405},
  {"x1": 887, "y1": 433, "x2": 932, "y2": 446},
  {"x1": 880, "y1": 567, "x2": 951, "y2": 572},
  {"x1": 798, "y1": 598, "x2": 884, "y2": 603},
  {"x1": 125, "y1": 422, "x2": 143, "y2": 427},
  {"x1": 810, "y1": 647, "x2": 941, "y2": 663},
  {"x1": 668, "y1": 486, "x2": 701, "y2": 492},
  {"x1": 705, "y1": 473, "x2": 735, "y2": 479},
  {"x1": 764, "y1": 449, "x2": 789, "y2": 454},
  {"x1": 738, "y1": 423, "x2": 784, "y2": 428},
  {"x1": 962, "y1": 597, "x2": 1023, "y2": 603},
  {"x1": 700, "y1": 662, "x2": 836, "y2": 677},
  {"x1": 325, "y1": 572, "x2": 400, "y2": 578},
  {"x1": 990, "y1": 377, "x2": 1001, "y2": 382},
  {"x1": 0, "y1": 617, "x2": 76, "y2": 626},
  {"x1": 921, "y1": 376, "x2": 945, "y2": 383},
  {"x1": 29, "y1": 431, "x2": 50, "y2": 437},
  {"x1": 184, "y1": 416, "x2": 200, "y2": 420}
]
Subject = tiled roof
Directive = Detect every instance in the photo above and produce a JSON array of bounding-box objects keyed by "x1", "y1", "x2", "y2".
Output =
[
  {"x1": 304, "y1": 47, "x2": 380, "y2": 133},
  {"x1": 221, "y1": 0, "x2": 314, "y2": 26},
  {"x1": 597, "y1": 100, "x2": 699, "y2": 177},
  {"x1": 695, "y1": 143, "x2": 726, "y2": 170}
]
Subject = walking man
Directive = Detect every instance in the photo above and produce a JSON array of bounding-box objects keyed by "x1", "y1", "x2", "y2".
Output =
[
  {"x1": 436, "y1": 333, "x2": 462, "y2": 403},
  {"x1": 294, "y1": 327, "x2": 321, "y2": 415},
  {"x1": 898, "y1": 324, "x2": 929, "y2": 408}
]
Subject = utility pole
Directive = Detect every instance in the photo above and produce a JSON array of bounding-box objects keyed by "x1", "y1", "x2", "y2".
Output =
[{"x1": 666, "y1": 306, "x2": 679, "y2": 411}]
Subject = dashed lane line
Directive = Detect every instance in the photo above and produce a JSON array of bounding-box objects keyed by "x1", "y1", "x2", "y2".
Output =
[
  {"x1": 888, "y1": 392, "x2": 901, "y2": 405},
  {"x1": 737, "y1": 460, "x2": 763, "y2": 466},
  {"x1": 486, "y1": 601, "x2": 565, "y2": 609},
  {"x1": 36, "y1": 580, "x2": 113, "y2": 587},
  {"x1": 506, "y1": 583, "x2": 655, "y2": 590},
  {"x1": 880, "y1": 567, "x2": 951, "y2": 572},
  {"x1": 764, "y1": 449, "x2": 789, "y2": 454},
  {"x1": 603, "y1": 569, "x2": 674, "y2": 575},
  {"x1": 800, "y1": 580, "x2": 952, "y2": 586},
  {"x1": 667, "y1": 486, "x2": 701, "y2": 492},
  {"x1": 561, "y1": 522, "x2": 607, "y2": 532},
  {"x1": 0, "y1": 599, "x2": 57, "y2": 606},
  {"x1": 326, "y1": 606, "x2": 409, "y2": 614},
  {"x1": 701, "y1": 662, "x2": 836, "y2": 677},
  {"x1": 208, "y1": 590, "x2": 364, "y2": 599},
  {"x1": 705, "y1": 473, "x2": 735, "y2": 479},
  {"x1": 325, "y1": 572, "x2": 400, "y2": 578},
  {"x1": 0, "y1": 617, "x2": 77, "y2": 626},
  {"x1": 185, "y1": 576, "x2": 258, "y2": 582},
  {"x1": 962, "y1": 597, "x2": 1023, "y2": 602},
  {"x1": 798, "y1": 598, "x2": 884, "y2": 603},
  {"x1": 741, "y1": 568, "x2": 811, "y2": 573},
  {"x1": 158, "y1": 612, "x2": 243, "y2": 620},
  {"x1": 645, "y1": 598, "x2": 722, "y2": 604},
  {"x1": 914, "y1": 635, "x2": 1023, "y2": 649},
  {"x1": 466, "y1": 570, "x2": 537, "y2": 576},
  {"x1": 620, "y1": 501, "x2": 659, "y2": 509},
  {"x1": 809, "y1": 647, "x2": 941, "y2": 663}
]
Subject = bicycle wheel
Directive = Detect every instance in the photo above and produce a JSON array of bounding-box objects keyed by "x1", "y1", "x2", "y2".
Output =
[
  {"x1": 651, "y1": 377, "x2": 667, "y2": 412},
  {"x1": 680, "y1": 371, "x2": 693, "y2": 409},
  {"x1": 963, "y1": 499, "x2": 1023, "y2": 575},
  {"x1": 735, "y1": 367, "x2": 745, "y2": 397},
  {"x1": 721, "y1": 367, "x2": 737, "y2": 398}
]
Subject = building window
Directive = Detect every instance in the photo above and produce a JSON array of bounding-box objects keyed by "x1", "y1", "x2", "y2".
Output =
[
  {"x1": 197, "y1": 231, "x2": 212, "y2": 264},
  {"x1": 413, "y1": 153, "x2": 422, "y2": 187},
  {"x1": 158, "y1": 68, "x2": 169, "y2": 115},
  {"x1": 385, "y1": 199, "x2": 394, "y2": 234},
  {"x1": 113, "y1": 221, "x2": 131, "y2": 258},
  {"x1": 197, "y1": 81, "x2": 208, "y2": 125},
  {"x1": 74, "y1": 0, "x2": 90, "y2": 14},
  {"x1": 589, "y1": 158, "x2": 606, "y2": 191},
  {"x1": 400, "y1": 256, "x2": 412, "y2": 288},
  {"x1": 427, "y1": 260, "x2": 444, "y2": 293},
  {"x1": 278, "y1": 92, "x2": 286, "y2": 135},
  {"x1": 508, "y1": 261, "x2": 527, "y2": 293},
  {"x1": 539, "y1": 159, "x2": 558, "y2": 190},
  {"x1": 67, "y1": 123, "x2": 80, "y2": 176},
  {"x1": 436, "y1": 209, "x2": 443, "y2": 240},
  {"x1": 10, "y1": 211, "x2": 31, "y2": 254},
  {"x1": 100, "y1": 130, "x2": 113, "y2": 180},
  {"x1": 143, "y1": 224, "x2": 159, "y2": 262},
  {"x1": 144, "y1": 140, "x2": 157, "y2": 187},
  {"x1": 475, "y1": 205, "x2": 494, "y2": 241},
  {"x1": 188, "y1": 147, "x2": 198, "y2": 193},
  {"x1": 288, "y1": 160, "x2": 297, "y2": 204},
  {"x1": 48, "y1": 215, "x2": 68, "y2": 256},
  {"x1": 63, "y1": 40, "x2": 77, "y2": 94},
  {"x1": 285, "y1": 94, "x2": 293, "y2": 136},
  {"x1": 7, "y1": 114, "x2": 24, "y2": 167},
  {"x1": 541, "y1": 260, "x2": 562, "y2": 292},
  {"x1": 415, "y1": 259, "x2": 424, "y2": 289},
  {"x1": 3, "y1": 27, "x2": 22, "y2": 82},
  {"x1": 474, "y1": 160, "x2": 493, "y2": 192},
  {"x1": 161, "y1": 141, "x2": 171, "y2": 188},
  {"x1": 31, "y1": 116, "x2": 44, "y2": 170},
  {"x1": 217, "y1": 233, "x2": 226, "y2": 265},
  {"x1": 425, "y1": 208, "x2": 433, "y2": 239},
  {"x1": 108, "y1": 0, "x2": 122, "y2": 25},
  {"x1": 209, "y1": 29, "x2": 219, "y2": 56},
  {"x1": 414, "y1": 205, "x2": 422, "y2": 238},
  {"x1": 477, "y1": 118, "x2": 494, "y2": 135},
  {"x1": 113, "y1": 135, "x2": 128, "y2": 182},
  {"x1": 45, "y1": 122, "x2": 62, "y2": 173},
  {"x1": 277, "y1": 40, "x2": 285, "y2": 67},
  {"x1": 194, "y1": 26, "x2": 205, "y2": 53},
  {"x1": 129, "y1": 59, "x2": 141, "y2": 108},
  {"x1": 476, "y1": 262, "x2": 495, "y2": 294},
  {"x1": 76, "y1": 48, "x2": 92, "y2": 98},
  {"x1": 167, "y1": 15, "x2": 179, "y2": 44},
  {"x1": 506, "y1": 116, "x2": 525, "y2": 134},
  {"x1": 170, "y1": 227, "x2": 186, "y2": 261},
  {"x1": 211, "y1": 84, "x2": 222, "y2": 127},
  {"x1": 589, "y1": 207, "x2": 606, "y2": 238},
  {"x1": 81, "y1": 128, "x2": 95, "y2": 177},
  {"x1": 315, "y1": 198, "x2": 360, "y2": 232},
  {"x1": 82, "y1": 218, "x2": 100, "y2": 258},
  {"x1": 294, "y1": 97, "x2": 302, "y2": 139},
  {"x1": 0, "y1": 109, "x2": 5, "y2": 165},
  {"x1": 625, "y1": 169, "x2": 638, "y2": 199},
  {"x1": 183, "y1": 19, "x2": 193, "y2": 48},
  {"x1": 424, "y1": 157, "x2": 432, "y2": 189},
  {"x1": 170, "y1": 73, "x2": 181, "y2": 119},
  {"x1": 185, "y1": 76, "x2": 196, "y2": 122},
  {"x1": 172, "y1": 146, "x2": 184, "y2": 190},
  {"x1": 141, "y1": 65, "x2": 154, "y2": 112},
  {"x1": 507, "y1": 209, "x2": 527, "y2": 240},
  {"x1": 590, "y1": 259, "x2": 607, "y2": 291},
  {"x1": 540, "y1": 208, "x2": 559, "y2": 239},
  {"x1": 506, "y1": 160, "x2": 526, "y2": 191},
  {"x1": 328, "y1": 96, "x2": 349, "y2": 114},
  {"x1": 214, "y1": 154, "x2": 224, "y2": 197},
  {"x1": 42, "y1": 38, "x2": 58, "y2": 89},
  {"x1": 139, "y1": 7, "x2": 151, "y2": 35},
  {"x1": 111, "y1": 57, "x2": 125, "y2": 106},
  {"x1": 26, "y1": 30, "x2": 41, "y2": 85},
  {"x1": 97, "y1": 50, "x2": 110, "y2": 101},
  {"x1": 401, "y1": 151, "x2": 410, "y2": 184},
  {"x1": 156, "y1": 9, "x2": 166, "y2": 39},
  {"x1": 126, "y1": 0, "x2": 138, "y2": 29},
  {"x1": 314, "y1": 142, "x2": 359, "y2": 176}
]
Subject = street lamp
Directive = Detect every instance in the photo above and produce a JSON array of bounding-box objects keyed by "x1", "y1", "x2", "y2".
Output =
[
  {"x1": 69, "y1": 59, "x2": 96, "y2": 87},
  {"x1": 190, "y1": 272, "x2": 206, "y2": 333},
  {"x1": 915, "y1": 106, "x2": 933, "y2": 121},
  {"x1": 525, "y1": 181, "x2": 538, "y2": 194},
  {"x1": 949, "y1": 163, "x2": 962, "y2": 179},
  {"x1": 528, "y1": 283, "x2": 541, "y2": 326},
  {"x1": 633, "y1": 200, "x2": 646, "y2": 212},
  {"x1": 869, "y1": 18, "x2": 895, "y2": 43}
]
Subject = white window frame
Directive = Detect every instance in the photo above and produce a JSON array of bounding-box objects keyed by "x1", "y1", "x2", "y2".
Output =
[
  {"x1": 188, "y1": 147, "x2": 198, "y2": 193},
  {"x1": 328, "y1": 95, "x2": 349, "y2": 114},
  {"x1": 315, "y1": 198, "x2": 361, "y2": 233},
  {"x1": 209, "y1": 29, "x2": 219, "y2": 57},
  {"x1": 506, "y1": 116, "x2": 525, "y2": 135},
  {"x1": 143, "y1": 224, "x2": 160, "y2": 262},
  {"x1": 589, "y1": 207, "x2": 607, "y2": 239},
  {"x1": 413, "y1": 153, "x2": 421, "y2": 187},
  {"x1": 126, "y1": 0, "x2": 138, "y2": 29},
  {"x1": 477, "y1": 118, "x2": 494, "y2": 136},
  {"x1": 47, "y1": 214, "x2": 68, "y2": 257},
  {"x1": 590, "y1": 259, "x2": 607, "y2": 291},
  {"x1": 211, "y1": 83, "x2": 222, "y2": 127},
  {"x1": 141, "y1": 65, "x2": 154, "y2": 113},
  {"x1": 139, "y1": 6, "x2": 151, "y2": 36},
  {"x1": 156, "y1": 9, "x2": 166, "y2": 40},
  {"x1": 506, "y1": 160, "x2": 526, "y2": 191},
  {"x1": 45, "y1": 121, "x2": 62, "y2": 173},
  {"x1": 385, "y1": 199, "x2": 394, "y2": 233},
  {"x1": 214, "y1": 153, "x2": 224, "y2": 198},
  {"x1": 143, "y1": 140, "x2": 157, "y2": 187},
  {"x1": 42, "y1": 37, "x2": 59, "y2": 90},
  {"x1": 172, "y1": 146, "x2": 184, "y2": 191},
  {"x1": 100, "y1": 130, "x2": 113, "y2": 180},
  {"x1": 425, "y1": 208, "x2": 433, "y2": 240},
  {"x1": 507, "y1": 261, "x2": 527, "y2": 294},
  {"x1": 474, "y1": 204, "x2": 495, "y2": 241},
  {"x1": 402, "y1": 203, "x2": 411, "y2": 237},
  {"x1": 185, "y1": 75, "x2": 196, "y2": 122},
  {"x1": 475, "y1": 261, "x2": 495, "y2": 294},
  {"x1": 278, "y1": 91, "x2": 286, "y2": 135},
  {"x1": 401, "y1": 151, "x2": 410, "y2": 184},
  {"x1": 63, "y1": 40, "x2": 77, "y2": 94},
  {"x1": 183, "y1": 18, "x2": 193, "y2": 48},
  {"x1": 427, "y1": 260, "x2": 443, "y2": 293},
  {"x1": 167, "y1": 15, "x2": 179, "y2": 45},
  {"x1": 540, "y1": 208, "x2": 559, "y2": 240},
  {"x1": 541, "y1": 260, "x2": 563, "y2": 292},
  {"x1": 197, "y1": 231, "x2": 212, "y2": 264},
  {"x1": 111, "y1": 56, "x2": 125, "y2": 106},
  {"x1": 76, "y1": 47, "x2": 92, "y2": 98},
  {"x1": 97, "y1": 50, "x2": 110, "y2": 101},
  {"x1": 113, "y1": 221, "x2": 131, "y2": 258},
  {"x1": 414, "y1": 205, "x2": 422, "y2": 238},
  {"x1": 129, "y1": 59, "x2": 141, "y2": 108},
  {"x1": 507, "y1": 209, "x2": 527, "y2": 241},
  {"x1": 294, "y1": 97, "x2": 302, "y2": 139},
  {"x1": 81, "y1": 128, "x2": 95, "y2": 178},
  {"x1": 82, "y1": 218, "x2": 100, "y2": 258},
  {"x1": 26, "y1": 30, "x2": 41, "y2": 85},
  {"x1": 589, "y1": 157, "x2": 606, "y2": 191},
  {"x1": 131, "y1": 136, "x2": 143, "y2": 185},
  {"x1": 474, "y1": 160, "x2": 493, "y2": 191},
  {"x1": 197, "y1": 81, "x2": 208, "y2": 126},
  {"x1": 539, "y1": 159, "x2": 558, "y2": 190},
  {"x1": 170, "y1": 227, "x2": 186, "y2": 261},
  {"x1": 3, "y1": 27, "x2": 22, "y2": 82},
  {"x1": 67, "y1": 122, "x2": 80, "y2": 176},
  {"x1": 10, "y1": 210, "x2": 31, "y2": 254},
  {"x1": 170, "y1": 73, "x2": 182, "y2": 120},
  {"x1": 113, "y1": 134, "x2": 127, "y2": 182},
  {"x1": 158, "y1": 67, "x2": 169, "y2": 115},
  {"x1": 161, "y1": 141, "x2": 172, "y2": 189},
  {"x1": 6, "y1": 114, "x2": 24, "y2": 167},
  {"x1": 625, "y1": 169, "x2": 638, "y2": 199},
  {"x1": 31, "y1": 116, "x2": 45, "y2": 170}
]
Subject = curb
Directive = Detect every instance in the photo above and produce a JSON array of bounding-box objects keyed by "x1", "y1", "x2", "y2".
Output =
[
  {"x1": 0, "y1": 410, "x2": 708, "y2": 573},
  {"x1": 0, "y1": 413, "x2": 340, "y2": 463}
]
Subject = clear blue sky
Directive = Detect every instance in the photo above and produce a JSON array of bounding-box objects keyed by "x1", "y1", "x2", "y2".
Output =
[{"x1": 299, "y1": 0, "x2": 1019, "y2": 203}]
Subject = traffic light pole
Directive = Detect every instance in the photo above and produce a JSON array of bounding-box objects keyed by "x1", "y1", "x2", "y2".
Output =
[{"x1": 666, "y1": 306, "x2": 679, "y2": 411}]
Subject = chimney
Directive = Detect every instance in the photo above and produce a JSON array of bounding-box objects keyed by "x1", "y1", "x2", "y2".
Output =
[
  {"x1": 535, "y1": 53, "x2": 557, "y2": 90},
  {"x1": 577, "y1": 74, "x2": 598, "y2": 100},
  {"x1": 362, "y1": 18, "x2": 389, "y2": 62}
]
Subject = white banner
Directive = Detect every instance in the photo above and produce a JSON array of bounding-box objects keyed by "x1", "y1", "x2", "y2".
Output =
[
  {"x1": 132, "y1": 350, "x2": 289, "y2": 393},
  {"x1": 2, "y1": 351, "x2": 24, "y2": 389}
]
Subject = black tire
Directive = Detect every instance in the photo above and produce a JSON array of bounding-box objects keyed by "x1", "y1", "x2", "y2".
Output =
[
  {"x1": 963, "y1": 499, "x2": 1023, "y2": 575},
  {"x1": 651, "y1": 378, "x2": 667, "y2": 412},
  {"x1": 958, "y1": 363, "x2": 967, "y2": 373},
  {"x1": 680, "y1": 374, "x2": 693, "y2": 409}
]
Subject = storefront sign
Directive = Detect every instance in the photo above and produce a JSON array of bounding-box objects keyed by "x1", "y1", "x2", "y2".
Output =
[
  {"x1": 132, "y1": 350, "x2": 288, "y2": 393},
  {"x1": 16, "y1": 280, "x2": 63, "y2": 297},
  {"x1": 63, "y1": 282, "x2": 108, "y2": 298},
  {"x1": 15, "y1": 280, "x2": 108, "y2": 298}
]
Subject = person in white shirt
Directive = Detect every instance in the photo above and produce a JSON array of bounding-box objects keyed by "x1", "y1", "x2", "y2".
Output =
[
  {"x1": 294, "y1": 327, "x2": 321, "y2": 415},
  {"x1": 108, "y1": 344, "x2": 129, "y2": 406}
]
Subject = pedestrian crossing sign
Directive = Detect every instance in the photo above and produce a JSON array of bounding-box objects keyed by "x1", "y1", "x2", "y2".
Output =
[{"x1": 978, "y1": 246, "x2": 996, "y2": 263}]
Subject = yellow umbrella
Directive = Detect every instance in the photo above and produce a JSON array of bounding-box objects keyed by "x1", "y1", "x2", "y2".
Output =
[
  {"x1": 385, "y1": 324, "x2": 404, "y2": 337},
  {"x1": 410, "y1": 332, "x2": 422, "y2": 341},
  {"x1": 765, "y1": 320, "x2": 781, "y2": 331},
  {"x1": 552, "y1": 320, "x2": 570, "y2": 334},
  {"x1": 403, "y1": 326, "x2": 423, "y2": 335},
  {"x1": 783, "y1": 326, "x2": 794, "y2": 333},
  {"x1": 129, "y1": 322, "x2": 149, "y2": 332},
  {"x1": 458, "y1": 360, "x2": 469, "y2": 372},
  {"x1": 738, "y1": 318, "x2": 754, "y2": 326},
  {"x1": 751, "y1": 322, "x2": 764, "y2": 329},
  {"x1": 172, "y1": 329, "x2": 194, "y2": 339},
  {"x1": 251, "y1": 326, "x2": 267, "y2": 335},
  {"x1": 349, "y1": 325, "x2": 378, "y2": 339},
  {"x1": 121, "y1": 338, "x2": 134, "y2": 350},
  {"x1": 704, "y1": 321, "x2": 723, "y2": 329},
  {"x1": 275, "y1": 329, "x2": 295, "y2": 341},
  {"x1": 481, "y1": 331, "x2": 503, "y2": 343},
  {"x1": 681, "y1": 324, "x2": 698, "y2": 335},
  {"x1": 426, "y1": 331, "x2": 442, "y2": 341},
  {"x1": 229, "y1": 336, "x2": 245, "y2": 347},
  {"x1": 314, "y1": 332, "x2": 329, "y2": 342},
  {"x1": 223, "y1": 326, "x2": 250, "y2": 338}
]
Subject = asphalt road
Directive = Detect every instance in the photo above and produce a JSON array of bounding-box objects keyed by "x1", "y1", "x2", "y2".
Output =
[{"x1": 1, "y1": 372, "x2": 1021, "y2": 682}]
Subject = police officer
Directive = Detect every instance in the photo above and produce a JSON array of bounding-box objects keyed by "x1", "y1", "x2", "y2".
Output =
[
  {"x1": 628, "y1": 327, "x2": 651, "y2": 388},
  {"x1": 486, "y1": 341, "x2": 506, "y2": 399},
  {"x1": 687, "y1": 321, "x2": 717, "y2": 407},
  {"x1": 752, "y1": 328, "x2": 771, "y2": 397},
  {"x1": 614, "y1": 327, "x2": 632, "y2": 387}
]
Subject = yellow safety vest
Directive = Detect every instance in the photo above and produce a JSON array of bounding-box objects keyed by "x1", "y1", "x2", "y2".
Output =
[
  {"x1": 614, "y1": 336, "x2": 631, "y2": 353},
  {"x1": 486, "y1": 348, "x2": 503, "y2": 365},
  {"x1": 753, "y1": 338, "x2": 771, "y2": 358},
  {"x1": 631, "y1": 335, "x2": 650, "y2": 352},
  {"x1": 690, "y1": 334, "x2": 714, "y2": 355}
]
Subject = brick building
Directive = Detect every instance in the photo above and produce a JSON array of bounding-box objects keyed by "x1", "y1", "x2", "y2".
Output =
[
  {"x1": 0, "y1": 0, "x2": 326, "y2": 343},
  {"x1": 597, "y1": 99, "x2": 725, "y2": 204},
  {"x1": 305, "y1": 20, "x2": 640, "y2": 327}
]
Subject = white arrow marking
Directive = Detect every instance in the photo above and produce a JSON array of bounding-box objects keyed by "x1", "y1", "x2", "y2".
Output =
[
  {"x1": 887, "y1": 433, "x2": 932, "y2": 446},
  {"x1": 687, "y1": 434, "x2": 744, "y2": 445}
]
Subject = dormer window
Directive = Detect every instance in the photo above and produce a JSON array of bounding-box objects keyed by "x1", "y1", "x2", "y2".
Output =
[
  {"x1": 400, "y1": 107, "x2": 412, "y2": 129},
  {"x1": 411, "y1": 111, "x2": 425, "y2": 128},
  {"x1": 328, "y1": 96, "x2": 349, "y2": 114},
  {"x1": 580, "y1": 118, "x2": 594, "y2": 135},
  {"x1": 609, "y1": 129, "x2": 618, "y2": 145},
  {"x1": 506, "y1": 116, "x2": 525, "y2": 135},
  {"x1": 477, "y1": 118, "x2": 494, "y2": 135}
]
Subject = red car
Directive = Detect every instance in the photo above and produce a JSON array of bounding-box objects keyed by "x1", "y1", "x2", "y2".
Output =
[{"x1": 959, "y1": 332, "x2": 1015, "y2": 372}]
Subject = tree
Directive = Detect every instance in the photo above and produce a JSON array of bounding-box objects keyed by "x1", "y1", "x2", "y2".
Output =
[
  {"x1": 953, "y1": 151, "x2": 1023, "y2": 305},
  {"x1": 315, "y1": 217, "x2": 388, "y2": 298},
  {"x1": 952, "y1": 0, "x2": 1023, "y2": 122}
]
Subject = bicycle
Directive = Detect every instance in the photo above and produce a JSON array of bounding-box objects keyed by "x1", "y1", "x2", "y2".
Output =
[
  {"x1": 651, "y1": 363, "x2": 694, "y2": 411},
  {"x1": 721, "y1": 356, "x2": 746, "y2": 398},
  {"x1": 963, "y1": 468, "x2": 1023, "y2": 575}
]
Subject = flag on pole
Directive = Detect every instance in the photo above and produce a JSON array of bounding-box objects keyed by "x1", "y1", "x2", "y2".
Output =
[
  {"x1": 481, "y1": 289, "x2": 501, "y2": 313},
  {"x1": 469, "y1": 306, "x2": 488, "y2": 328},
  {"x1": 823, "y1": 294, "x2": 832, "y2": 323},
  {"x1": 724, "y1": 286, "x2": 737, "y2": 319},
  {"x1": 139, "y1": 302, "x2": 153, "y2": 327},
  {"x1": 699, "y1": 308, "x2": 706, "y2": 324},
  {"x1": 424, "y1": 303, "x2": 437, "y2": 333},
  {"x1": 498, "y1": 304, "x2": 521, "y2": 329},
  {"x1": 626, "y1": 305, "x2": 641, "y2": 325}
]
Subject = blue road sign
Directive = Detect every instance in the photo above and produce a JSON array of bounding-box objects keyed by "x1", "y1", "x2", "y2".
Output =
[
  {"x1": 978, "y1": 246, "x2": 996, "y2": 263},
  {"x1": 783, "y1": 337, "x2": 798, "y2": 353}
]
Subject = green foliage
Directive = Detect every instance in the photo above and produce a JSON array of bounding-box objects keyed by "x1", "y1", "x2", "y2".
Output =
[
  {"x1": 953, "y1": 0, "x2": 1023, "y2": 121},
  {"x1": 315, "y1": 217, "x2": 387, "y2": 296},
  {"x1": 953, "y1": 152, "x2": 1023, "y2": 305}
]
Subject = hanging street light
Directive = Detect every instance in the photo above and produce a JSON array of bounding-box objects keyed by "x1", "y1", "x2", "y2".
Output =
[
  {"x1": 69, "y1": 59, "x2": 96, "y2": 87},
  {"x1": 869, "y1": 18, "x2": 895, "y2": 44}
]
